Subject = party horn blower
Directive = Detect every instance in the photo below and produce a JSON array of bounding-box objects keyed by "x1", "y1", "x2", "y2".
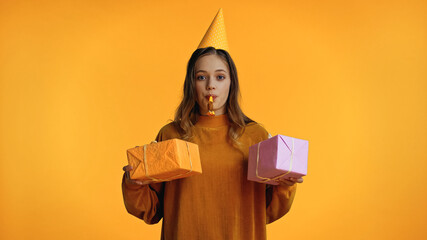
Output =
[{"x1": 207, "y1": 96, "x2": 215, "y2": 116}]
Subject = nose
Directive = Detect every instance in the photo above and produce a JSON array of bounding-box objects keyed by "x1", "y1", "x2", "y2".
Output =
[{"x1": 206, "y1": 80, "x2": 215, "y2": 90}]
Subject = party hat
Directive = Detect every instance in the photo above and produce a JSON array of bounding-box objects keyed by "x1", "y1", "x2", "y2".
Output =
[{"x1": 197, "y1": 8, "x2": 229, "y2": 52}]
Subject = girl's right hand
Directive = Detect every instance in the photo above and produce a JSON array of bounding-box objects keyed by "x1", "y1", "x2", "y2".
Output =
[{"x1": 123, "y1": 165, "x2": 153, "y2": 186}]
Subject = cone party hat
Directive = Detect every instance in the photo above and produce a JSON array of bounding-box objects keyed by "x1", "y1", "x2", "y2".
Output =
[{"x1": 197, "y1": 8, "x2": 229, "y2": 52}]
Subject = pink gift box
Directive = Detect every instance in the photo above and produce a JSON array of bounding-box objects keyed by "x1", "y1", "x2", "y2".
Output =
[{"x1": 247, "y1": 134, "x2": 308, "y2": 185}]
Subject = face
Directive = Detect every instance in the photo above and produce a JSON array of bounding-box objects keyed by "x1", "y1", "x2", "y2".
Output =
[{"x1": 194, "y1": 54, "x2": 231, "y2": 116}]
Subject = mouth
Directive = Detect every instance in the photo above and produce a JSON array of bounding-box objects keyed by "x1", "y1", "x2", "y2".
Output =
[{"x1": 205, "y1": 95, "x2": 217, "y2": 101}]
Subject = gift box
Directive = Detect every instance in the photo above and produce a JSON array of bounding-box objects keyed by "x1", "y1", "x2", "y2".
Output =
[
  {"x1": 127, "y1": 138, "x2": 202, "y2": 182},
  {"x1": 247, "y1": 134, "x2": 308, "y2": 185}
]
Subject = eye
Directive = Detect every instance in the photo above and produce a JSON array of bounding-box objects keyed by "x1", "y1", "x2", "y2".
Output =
[
  {"x1": 196, "y1": 75, "x2": 206, "y2": 80},
  {"x1": 217, "y1": 75, "x2": 225, "y2": 80}
]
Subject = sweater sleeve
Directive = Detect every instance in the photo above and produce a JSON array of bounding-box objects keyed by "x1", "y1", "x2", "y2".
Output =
[
  {"x1": 260, "y1": 128, "x2": 298, "y2": 224},
  {"x1": 121, "y1": 175, "x2": 165, "y2": 224},
  {"x1": 121, "y1": 123, "x2": 175, "y2": 224},
  {"x1": 265, "y1": 183, "x2": 297, "y2": 224}
]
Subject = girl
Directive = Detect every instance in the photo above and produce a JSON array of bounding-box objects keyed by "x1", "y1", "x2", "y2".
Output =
[{"x1": 122, "y1": 47, "x2": 303, "y2": 240}]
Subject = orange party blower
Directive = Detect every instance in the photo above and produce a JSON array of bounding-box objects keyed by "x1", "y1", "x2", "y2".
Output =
[
  {"x1": 207, "y1": 96, "x2": 215, "y2": 116},
  {"x1": 126, "y1": 139, "x2": 202, "y2": 182}
]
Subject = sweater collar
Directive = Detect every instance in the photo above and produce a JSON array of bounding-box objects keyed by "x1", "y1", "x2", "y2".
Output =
[{"x1": 195, "y1": 113, "x2": 229, "y2": 127}]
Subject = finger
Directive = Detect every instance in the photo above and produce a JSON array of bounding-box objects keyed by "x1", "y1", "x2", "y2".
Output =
[
  {"x1": 127, "y1": 179, "x2": 143, "y2": 185},
  {"x1": 276, "y1": 179, "x2": 294, "y2": 186},
  {"x1": 135, "y1": 180, "x2": 153, "y2": 185},
  {"x1": 290, "y1": 177, "x2": 303, "y2": 183},
  {"x1": 123, "y1": 165, "x2": 133, "y2": 172},
  {"x1": 284, "y1": 180, "x2": 295, "y2": 185},
  {"x1": 133, "y1": 180, "x2": 144, "y2": 185},
  {"x1": 126, "y1": 177, "x2": 152, "y2": 186}
]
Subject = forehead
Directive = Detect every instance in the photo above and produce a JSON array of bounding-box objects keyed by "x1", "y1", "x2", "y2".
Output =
[{"x1": 195, "y1": 54, "x2": 229, "y2": 71}]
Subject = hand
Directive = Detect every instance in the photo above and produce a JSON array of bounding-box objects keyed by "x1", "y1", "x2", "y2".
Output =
[
  {"x1": 122, "y1": 165, "x2": 153, "y2": 186},
  {"x1": 274, "y1": 177, "x2": 303, "y2": 186}
]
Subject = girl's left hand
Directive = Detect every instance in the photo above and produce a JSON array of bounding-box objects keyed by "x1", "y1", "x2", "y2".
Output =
[{"x1": 275, "y1": 177, "x2": 303, "y2": 186}]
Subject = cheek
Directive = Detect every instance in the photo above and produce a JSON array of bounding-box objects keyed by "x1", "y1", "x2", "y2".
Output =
[
  {"x1": 221, "y1": 81, "x2": 231, "y2": 100},
  {"x1": 194, "y1": 83, "x2": 202, "y2": 95},
  {"x1": 194, "y1": 83, "x2": 204, "y2": 101}
]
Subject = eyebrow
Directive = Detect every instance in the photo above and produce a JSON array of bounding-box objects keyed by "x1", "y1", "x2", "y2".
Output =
[{"x1": 195, "y1": 69, "x2": 227, "y2": 73}]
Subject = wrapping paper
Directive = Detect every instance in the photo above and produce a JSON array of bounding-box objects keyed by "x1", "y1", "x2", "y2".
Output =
[
  {"x1": 247, "y1": 134, "x2": 308, "y2": 185},
  {"x1": 127, "y1": 138, "x2": 202, "y2": 182}
]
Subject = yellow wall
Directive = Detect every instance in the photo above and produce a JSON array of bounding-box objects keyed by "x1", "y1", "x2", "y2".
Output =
[{"x1": 1, "y1": 1, "x2": 426, "y2": 239}]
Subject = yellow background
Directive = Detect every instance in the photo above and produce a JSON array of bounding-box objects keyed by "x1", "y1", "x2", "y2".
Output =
[{"x1": 1, "y1": 0, "x2": 426, "y2": 239}]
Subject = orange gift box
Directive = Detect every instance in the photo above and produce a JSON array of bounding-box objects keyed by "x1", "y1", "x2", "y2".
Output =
[{"x1": 126, "y1": 138, "x2": 202, "y2": 182}]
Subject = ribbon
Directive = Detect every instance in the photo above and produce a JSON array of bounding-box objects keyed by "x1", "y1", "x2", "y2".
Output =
[
  {"x1": 142, "y1": 140, "x2": 194, "y2": 182},
  {"x1": 255, "y1": 136, "x2": 294, "y2": 183}
]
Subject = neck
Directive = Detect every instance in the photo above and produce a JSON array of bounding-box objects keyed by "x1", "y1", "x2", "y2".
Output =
[{"x1": 195, "y1": 113, "x2": 229, "y2": 127}]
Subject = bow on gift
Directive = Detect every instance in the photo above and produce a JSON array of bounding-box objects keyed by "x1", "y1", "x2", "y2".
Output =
[{"x1": 255, "y1": 136, "x2": 295, "y2": 183}]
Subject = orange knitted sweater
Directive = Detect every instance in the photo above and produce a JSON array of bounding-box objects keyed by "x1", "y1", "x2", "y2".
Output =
[{"x1": 122, "y1": 114, "x2": 297, "y2": 240}]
